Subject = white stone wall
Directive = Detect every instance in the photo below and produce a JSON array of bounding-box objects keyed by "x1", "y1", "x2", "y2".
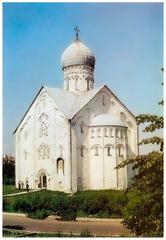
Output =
[
  {"x1": 71, "y1": 86, "x2": 138, "y2": 191},
  {"x1": 15, "y1": 85, "x2": 138, "y2": 193},
  {"x1": 15, "y1": 88, "x2": 71, "y2": 192}
]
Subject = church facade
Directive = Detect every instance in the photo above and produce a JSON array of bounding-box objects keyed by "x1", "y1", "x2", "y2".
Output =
[{"x1": 14, "y1": 31, "x2": 138, "y2": 193}]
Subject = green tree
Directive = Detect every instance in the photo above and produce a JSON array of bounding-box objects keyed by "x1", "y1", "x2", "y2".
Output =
[
  {"x1": 3, "y1": 154, "x2": 15, "y2": 184},
  {"x1": 117, "y1": 81, "x2": 163, "y2": 236}
]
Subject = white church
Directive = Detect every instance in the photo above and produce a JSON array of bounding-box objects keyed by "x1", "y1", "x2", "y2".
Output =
[{"x1": 14, "y1": 28, "x2": 138, "y2": 193}]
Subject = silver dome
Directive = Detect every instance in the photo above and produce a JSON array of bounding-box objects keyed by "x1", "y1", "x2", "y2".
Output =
[{"x1": 61, "y1": 40, "x2": 95, "y2": 69}]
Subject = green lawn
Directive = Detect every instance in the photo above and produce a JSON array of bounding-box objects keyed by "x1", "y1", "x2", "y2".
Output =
[
  {"x1": 3, "y1": 184, "x2": 22, "y2": 195},
  {"x1": 3, "y1": 188, "x2": 139, "y2": 219}
]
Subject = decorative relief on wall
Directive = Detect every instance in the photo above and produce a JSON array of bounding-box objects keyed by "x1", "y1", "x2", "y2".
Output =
[
  {"x1": 39, "y1": 93, "x2": 47, "y2": 108},
  {"x1": 39, "y1": 122, "x2": 48, "y2": 137},
  {"x1": 23, "y1": 150, "x2": 28, "y2": 160},
  {"x1": 38, "y1": 144, "x2": 50, "y2": 160},
  {"x1": 39, "y1": 112, "x2": 49, "y2": 122}
]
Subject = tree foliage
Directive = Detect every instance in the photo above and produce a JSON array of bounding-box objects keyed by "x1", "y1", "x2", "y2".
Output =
[
  {"x1": 117, "y1": 81, "x2": 163, "y2": 236},
  {"x1": 3, "y1": 155, "x2": 15, "y2": 184}
]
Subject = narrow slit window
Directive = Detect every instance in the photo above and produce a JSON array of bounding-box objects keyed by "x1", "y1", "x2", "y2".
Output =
[
  {"x1": 81, "y1": 124, "x2": 84, "y2": 133},
  {"x1": 91, "y1": 129, "x2": 94, "y2": 138},
  {"x1": 81, "y1": 147, "x2": 84, "y2": 157},
  {"x1": 107, "y1": 147, "x2": 112, "y2": 156},
  {"x1": 95, "y1": 147, "x2": 99, "y2": 156},
  {"x1": 102, "y1": 95, "x2": 105, "y2": 105}
]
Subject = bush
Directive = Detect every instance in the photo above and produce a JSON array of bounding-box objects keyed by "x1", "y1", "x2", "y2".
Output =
[
  {"x1": 59, "y1": 209, "x2": 77, "y2": 221},
  {"x1": 28, "y1": 209, "x2": 52, "y2": 219},
  {"x1": 13, "y1": 197, "x2": 32, "y2": 213},
  {"x1": 117, "y1": 194, "x2": 128, "y2": 206}
]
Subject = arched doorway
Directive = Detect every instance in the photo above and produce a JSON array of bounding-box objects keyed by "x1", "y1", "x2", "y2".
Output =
[
  {"x1": 41, "y1": 174, "x2": 47, "y2": 188},
  {"x1": 37, "y1": 170, "x2": 48, "y2": 189}
]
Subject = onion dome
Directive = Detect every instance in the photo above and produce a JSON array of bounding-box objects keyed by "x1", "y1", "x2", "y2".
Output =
[
  {"x1": 61, "y1": 38, "x2": 95, "y2": 69},
  {"x1": 90, "y1": 114, "x2": 127, "y2": 127}
]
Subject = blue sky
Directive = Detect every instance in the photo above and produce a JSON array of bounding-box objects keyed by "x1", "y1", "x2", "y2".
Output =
[{"x1": 3, "y1": 3, "x2": 163, "y2": 155}]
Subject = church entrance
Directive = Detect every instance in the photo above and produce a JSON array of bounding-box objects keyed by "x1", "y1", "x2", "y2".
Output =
[
  {"x1": 42, "y1": 174, "x2": 47, "y2": 188},
  {"x1": 37, "y1": 170, "x2": 47, "y2": 189}
]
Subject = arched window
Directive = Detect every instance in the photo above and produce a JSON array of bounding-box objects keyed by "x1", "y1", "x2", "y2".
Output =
[
  {"x1": 86, "y1": 77, "x2": 91, "y2": 90},
  {"x1": 57, "y1": 158, "x2": 64, "y2": 174},
  {"x1": 107, "y1": 147, "x2": 112, "y2": 156},
  {"x1": 109, "y1": 128, "x2": 113, "y2": 137},
  {"x1": 104, "y1": 128, "x2": 108, "y2": 137},
  {"x1": 117, "y1": 144, "x2": 124, "y2": 157},
  {"x1": 98, "y1": 129, "x2": 101, "y2": 137}
]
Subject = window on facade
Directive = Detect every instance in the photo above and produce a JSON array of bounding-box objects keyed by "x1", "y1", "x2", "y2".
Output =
[
  {"x1": 109, "y1": 128, "x2": 113, "y2": 137},
  {"x1": 91, "y1": 129, "x2": 94, "y2": 138},
  {"x1": 57, "y1": 158, "x2": 64, "y2": 174},
  {"x1": 87, "y1": 78, "x2": 90, "y2": 90},
  {"x1": 81, "y1": 123, "x2": 84, "y2": 133},
  {"x1": 107, "y1": 147, "x2": 112, "y2": 156},
  {"x1": 117, "y1": 145, "x2": 124, "y2": 157},
  {"x1": 116, "y1": 129, "x2": 120, "y2": 138},
  {"x1": 81, "y1": 147, "x2": 84, "y2": 157},
  {"x1": 95, "y1": 147, "x2": 99, "y2": 156},
  {"x1": 121, "y1": 130, "x2": 123, "y2": 138},
  {"x1": 75, "y1": 77, "x2": 78, "y2": 90},
  {"x1": 104, "y1": 128, "x2": 108, "y2": 137},
  {"x1": 98, "y1": 129, "x2": 101, "y2": 137},
  {"x1": 38, "y1": 144, "x2": 50, "y2": 160},
  {"x1": 102, "y1": 95, "x2": 105, "y2": 105}
]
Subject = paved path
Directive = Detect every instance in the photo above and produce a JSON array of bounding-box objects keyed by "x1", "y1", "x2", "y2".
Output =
[
  {"x1": 3, "y1": 213, "x2": 133, "y2": 237},
  {"x1": 3, "y1": 189, "x2": 41, "y2": 197}
]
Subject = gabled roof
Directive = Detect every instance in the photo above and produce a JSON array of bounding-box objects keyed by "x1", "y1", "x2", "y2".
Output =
[
  {"x1": 13, "y1": 84, "x2": 136, "y2": 134},
  {"x1": 44, "y1": 85, "x2": 104, "y2": 119}
]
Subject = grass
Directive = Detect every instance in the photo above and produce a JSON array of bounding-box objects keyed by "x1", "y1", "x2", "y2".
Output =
[
  {"x1": 3, "y1": 229, "x2": 94, "y2": 237},
  {"x1": 3, "y1": 184, "x2": 22, "y2": 195},
  {"x1": 3, "y1": 187, "x2": 140, "y2": 220}
]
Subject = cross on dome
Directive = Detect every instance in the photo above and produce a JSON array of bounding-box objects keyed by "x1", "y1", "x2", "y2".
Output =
[{"x1": 74, "y1": 26, "x2": 80, "y2": 40}]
